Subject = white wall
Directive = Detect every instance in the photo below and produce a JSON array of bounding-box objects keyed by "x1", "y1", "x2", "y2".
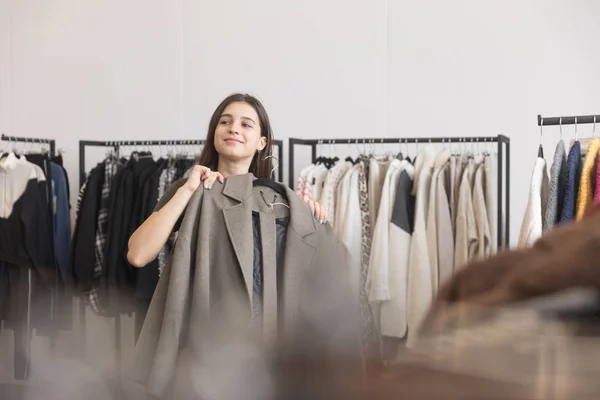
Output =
[
  {"x1": 1, "y1": 0, "x2": 600, "y2": 387},
  {"x1": 3, "y1": 0, "x2": 600, "y2": 244}
]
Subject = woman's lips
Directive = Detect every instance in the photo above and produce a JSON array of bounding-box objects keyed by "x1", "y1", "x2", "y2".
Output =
[{"x1": 224, "y1": 138, "x2": 243, "y2": 144}]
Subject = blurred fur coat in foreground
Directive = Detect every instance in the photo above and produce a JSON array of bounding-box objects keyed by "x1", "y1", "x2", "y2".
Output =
[{"x1": 425, "y1": 202, "x2": 600, "y2": 323}]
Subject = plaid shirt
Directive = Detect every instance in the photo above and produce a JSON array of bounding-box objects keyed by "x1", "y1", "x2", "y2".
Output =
[
  {"x1": 85, "y1": 157, "x2": 118, "y2": 314},
  {"x1": 157, "y1": 163, "x2": 177, "y2": 277}
]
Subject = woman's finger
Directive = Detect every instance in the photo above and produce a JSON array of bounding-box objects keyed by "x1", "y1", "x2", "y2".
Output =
[
  {"x1": 317, "y1": 202, "x2": 327, "y2": 223},
  {"x1": 204, "y1": 172, "x2": 217, "y2": 189},
  {"x1": 198, "y1": 166, "x2": 210, "y2": 181},
  {"x1": 215, "y1": 172, "x2": 224, "y2": 184},
  {"x1": 314, "y1": 201, "x2": 323, "y2": 222},
  {"x1": 307, "y1": 200, "x2": 315, "y2": 216}
]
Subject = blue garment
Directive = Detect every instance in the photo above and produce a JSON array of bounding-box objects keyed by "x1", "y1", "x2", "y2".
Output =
[
  {"x1": 558, "y1": 141, "x2": 582, "y2": 224},
  {"x1": 51, "y1": 162, "x2": 71, "y2": 278}
]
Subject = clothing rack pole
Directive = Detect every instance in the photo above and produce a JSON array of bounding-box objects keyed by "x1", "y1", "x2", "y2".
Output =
[
  {"x1": 1, "y1": 133, "x2": 56, "y2": 155},
  {"x1": 80, "y1": 139, "x2": 285, "y2": 185},
  {"x1": 538, "y1": 114, "x2": 600, "y2": 126},
  {"x1": 288, "y1": 135, "x2": 511, "y2": 248}
]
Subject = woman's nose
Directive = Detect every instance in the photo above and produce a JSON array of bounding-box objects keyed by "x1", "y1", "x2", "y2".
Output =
[{"x1": 229, "y1": 122, "x2": 241, "y2": 134}]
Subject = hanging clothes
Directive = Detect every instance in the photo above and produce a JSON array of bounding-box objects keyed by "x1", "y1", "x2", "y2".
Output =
[
  {"x1": 0, "y1": 150, "x2": 59, "y2": 380},
  {"x1": 368, "y1": 158, "x2": 390, "y2": 221},
  {"x1": 335, "y1": 164, "x2": 362, "y2": 295},
  {"x1": 473, "y1": 162, "x2": 492, "y2": 258},
  {"x1": 425, "y1": 149, "x2": 452, "y2": 290},
  {"x1": 50, "y1": 162, "x2": 71, "y2": 277},
  {"x1": 518, "y1": 157, "x2": 549, "y2": 248},
  {"x1": 543, "y1": 141, "x2": 568, "y2": 231},
  {"x1": 406, "y1": 144, "x2": 436, "y2": 347},
  {"x1": 368, "y1": 159, "x2": 414, "y2": 341},
  {"x1": 357, "y1": 156, "x2": 382, "y2": 362},
  {"x1": 319, "y1": 160, "x2": 351, "y2": 227},
  {"x1": 295, "y1": 141, "x2": 499, "y2": 352},
  {"x1": 594, "y1": 154, "x2": 600, "y2": 205},
  {"x1": 559, "y1": 141, "x2": 582, "y2": 224},
  {"x1": 72, "y1": 150, "x2": 197, "y2": 323},
  {"x1": 368, "y1": 159, "x2": 402, "y2": 303},
  {"x1": 575, "y1": 138, "x2": 600, "y2": 221},
  {"x1": 451, "y1": 155, "x2": 468, "y2": 232},
  {"x1": 454, "y1": 159, "x2": 478, "y2": 269},
  {"x1": 483, "y1": 155, "x2": 497, "y2": 254},
  {"x1": 295, "y1": 162, "x2": 327, "y2": 201}
]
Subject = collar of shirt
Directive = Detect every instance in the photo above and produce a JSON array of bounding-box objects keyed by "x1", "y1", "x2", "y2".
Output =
[{"x1": 0, "y1": 152, "x2": 19, "y2": 171}]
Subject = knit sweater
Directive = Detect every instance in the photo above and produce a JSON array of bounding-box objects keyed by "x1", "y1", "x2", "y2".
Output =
[
  {"x1": 594, "y1": 154, "x2": 600, "y2": 205},
  {"x1": 575, "y1": 138, "x2": 600, "y2": 221},
  {"x1": 559, "y1": 141, "x2": 582, "y2": 224},
  {"x1": 543, "y1": 140, "x2": 567, "y2": 231}
]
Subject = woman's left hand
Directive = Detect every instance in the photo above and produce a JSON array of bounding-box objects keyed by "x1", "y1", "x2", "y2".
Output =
[{"x1": 304, "y1": 197, "x2": 327, "y2": 224}]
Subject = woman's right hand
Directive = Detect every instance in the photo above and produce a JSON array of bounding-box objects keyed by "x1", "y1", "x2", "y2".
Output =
[{"x1": 185, "y1": 165, "x2": 224, "y2": 191}]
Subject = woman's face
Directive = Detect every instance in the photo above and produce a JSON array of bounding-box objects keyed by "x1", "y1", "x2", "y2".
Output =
[{"x1": 214, "y1": 101, "x2": 266, "y2": 164}]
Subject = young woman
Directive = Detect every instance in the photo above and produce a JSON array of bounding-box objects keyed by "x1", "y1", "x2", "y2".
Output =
[{"x1": 127, "y1": 93, "x2": 327, "y2": 267}]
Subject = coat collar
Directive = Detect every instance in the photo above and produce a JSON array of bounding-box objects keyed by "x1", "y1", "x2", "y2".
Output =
[
  {"x1": 222, "y1": 173, "x2": 317, "y2": 238},
  {"x1": 0, "y1": 152, "x2": 18, "y2": 171}
]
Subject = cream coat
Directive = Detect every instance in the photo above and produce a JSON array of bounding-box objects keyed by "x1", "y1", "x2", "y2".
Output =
[
  {"x1": 406, "y1": 145, "x2": 437, "y2": 347},
  {"x1": 518, "y1": 157, "x2": 550, "y2": 248},
  {"x1": 425, "y1": 149, "x2": 452, "y2": 291}
]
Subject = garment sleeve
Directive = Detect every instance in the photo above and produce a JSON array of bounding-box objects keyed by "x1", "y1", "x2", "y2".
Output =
[
  {"x1": 153, "y1": 178, "x2": 187, "y2": 232},
  {"x1": 21, "y1": 179, "x2": 56, "y2": 283}
]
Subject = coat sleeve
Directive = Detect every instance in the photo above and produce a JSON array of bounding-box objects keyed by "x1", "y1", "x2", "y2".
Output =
[{"x1": 21, "y1": 176, "x2": 56, "y2": 279}]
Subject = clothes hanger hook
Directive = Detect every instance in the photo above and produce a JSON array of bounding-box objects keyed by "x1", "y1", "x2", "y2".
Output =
[
  {"x1": 594, "y1": 115, "x2": 597, "y2": 138},
  {"x1": 575, "y1": 116, "x2": 578, "y2": 141},
  {"x1": 539, "y1": 116, "x2": 543, "y2": 146},
  {"x1": 259, "y1": 191, "x2": 290, "y2": 210},
  {"x1": 263, "y1": 154, "x2": 278, "y2": 179},
  {"x1": 559, "y1": 117, "x2": 563, "y2": 140}
]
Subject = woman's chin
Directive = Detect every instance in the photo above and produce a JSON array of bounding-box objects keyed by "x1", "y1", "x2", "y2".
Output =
[{"x1": 217, "y1": 149, "x2": 252, "y2": 163}]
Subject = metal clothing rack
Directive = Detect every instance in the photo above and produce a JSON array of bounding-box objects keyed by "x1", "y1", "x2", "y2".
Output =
[
  {"x1": 289, "y1": 135, "x2": 511, "y2": 248},
  {"x1": 77, "y1": 138, "x2": 285, "y2": 387},
  {"x1": 80, "y1": 139, "x2": 285, "y2": 185},
  {"x1": 538, "y1": 114, "x2": 600, "y2": 126},
  {"x1": 1, "y1": 133, "x2": 56, "y2": 155},
  {"x1": 0, "y1": 133, "x2": 59, "y2": 378}
]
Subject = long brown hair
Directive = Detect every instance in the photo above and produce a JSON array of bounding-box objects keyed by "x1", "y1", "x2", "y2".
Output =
[{"x1": 197, "y1": 93, "x2": 274, "y2": 179}]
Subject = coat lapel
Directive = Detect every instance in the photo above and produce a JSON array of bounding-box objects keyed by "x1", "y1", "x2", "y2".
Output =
[
  {"x1": 221, "y1": 176, "x2": 322, "y2": 330},
  {"x1": 221, "y1": 174, "x2": 255, "y2": 304}
]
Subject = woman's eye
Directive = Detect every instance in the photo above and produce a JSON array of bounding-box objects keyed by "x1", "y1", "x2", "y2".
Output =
[
  {"x1": 220, "y1": 120, "x2": 230, "y2": 125},
  {"x1": 242, "y1": 123, "x2": 252, "y2": 128}
]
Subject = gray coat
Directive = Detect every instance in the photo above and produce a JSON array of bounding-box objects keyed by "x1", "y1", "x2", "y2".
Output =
[
  {"x1": 128, "y1": 173, "x2": 360, "y2": 397},
  {"x1": 543, "y1": 140, "x2": 567, "y2": 231}
]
